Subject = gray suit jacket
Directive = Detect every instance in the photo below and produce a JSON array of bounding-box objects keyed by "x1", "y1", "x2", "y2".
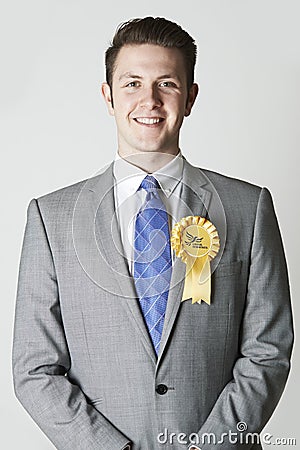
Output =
[{"x1": 12, "y1": 159, "x2": 293, "y2": 449}]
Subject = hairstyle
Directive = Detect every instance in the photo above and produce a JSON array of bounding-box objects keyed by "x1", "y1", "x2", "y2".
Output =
[{"x1": 105, "y1": 17, "x2": 197, "y2": 91}]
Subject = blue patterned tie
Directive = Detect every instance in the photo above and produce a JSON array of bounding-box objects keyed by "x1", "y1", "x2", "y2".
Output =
[{"x1": 133, "y1": 175, "x2": 172, "y2": 355}]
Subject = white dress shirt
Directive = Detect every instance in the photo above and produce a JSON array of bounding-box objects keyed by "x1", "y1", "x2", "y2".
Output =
[{"x1": 113, "y1": 152, "x2": 184, "y2": 275}]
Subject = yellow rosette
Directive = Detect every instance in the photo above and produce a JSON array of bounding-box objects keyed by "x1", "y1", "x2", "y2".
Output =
[{"x1": 171, "y1": 216, "x2": 220, "y2": 305}]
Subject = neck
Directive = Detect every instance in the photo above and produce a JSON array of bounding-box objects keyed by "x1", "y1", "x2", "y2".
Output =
[{"x1": 117, "y1": 151, "x2": 180, "y2": 173}]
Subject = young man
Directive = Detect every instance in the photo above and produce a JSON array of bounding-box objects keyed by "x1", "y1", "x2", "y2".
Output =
[{"x1": 13, "y1": 17, "x2": 293, "y2": 450}]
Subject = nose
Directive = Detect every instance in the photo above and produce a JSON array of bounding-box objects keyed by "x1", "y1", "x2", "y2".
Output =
[{"x1": 139, "y1": 85, "x2": 162, "y2": 109}]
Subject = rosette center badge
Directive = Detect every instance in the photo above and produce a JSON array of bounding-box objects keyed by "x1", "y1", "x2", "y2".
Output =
[{"x1": 171, "y1": 216, "x2": 220, "y2": 305}]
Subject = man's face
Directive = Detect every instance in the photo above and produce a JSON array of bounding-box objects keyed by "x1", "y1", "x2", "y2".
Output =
[{"x1": 102, "y1": 44, "x2": 198, "y2": 158}]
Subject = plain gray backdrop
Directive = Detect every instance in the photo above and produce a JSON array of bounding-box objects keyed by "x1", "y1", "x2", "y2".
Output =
[{"x1": 2, "y1": 0, "x2": 299, "y2": 448}]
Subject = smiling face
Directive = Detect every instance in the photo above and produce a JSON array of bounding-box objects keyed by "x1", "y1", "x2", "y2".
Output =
[{"x1": 102, "y1": 44, "x2": 198, "y2": 158}]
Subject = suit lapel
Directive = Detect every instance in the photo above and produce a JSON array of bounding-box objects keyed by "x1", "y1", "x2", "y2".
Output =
[
  {"x1": 75, "y1": 160, "x2": 220, "y2": 366},
  {"x1": 157, "y1": 160, "x2": 212, "y2": 367},
  {"x1": 87, "y1": 164, "x2": 157, "y2": 364}
]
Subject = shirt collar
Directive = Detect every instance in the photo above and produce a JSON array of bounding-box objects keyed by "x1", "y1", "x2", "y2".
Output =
[{"x1": 113, "y1": 151, "x2": 183, "y2": 205}]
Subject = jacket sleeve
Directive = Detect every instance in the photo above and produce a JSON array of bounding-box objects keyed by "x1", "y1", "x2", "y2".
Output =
[
  {"x1": 12, "y1": 199, "x2": 131, "y2": 450},
  {"x1": 194, "y1": 188, "x2": 294, "y2": 449}
]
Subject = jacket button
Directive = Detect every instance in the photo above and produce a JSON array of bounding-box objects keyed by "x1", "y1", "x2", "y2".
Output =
[{"x1": 156, "y1": 384, "x2": 168, "y2": 395}]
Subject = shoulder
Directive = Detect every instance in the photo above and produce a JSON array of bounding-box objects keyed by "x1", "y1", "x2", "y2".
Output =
[
  {"x1": 185, "y1": 162, "x2": 272, "y2": 218},
  {"x1": 202, "y1": 167, "x2": 263, "y2": 201},
  {"x1": 201, "y1": 167, "x2": 262, "y2": 195},
  {"x1": 34, "y1": 164, "x2": 112, "y2": 210},
  {"x1": 198, "y1": 167, "x2": 276, "y2": 224},
  {"x1": 25, "y1": 171, "x2": 106, "y2": 224},
  {"x1": 37, "y1": 178, "x2": 89, "y2": 205}
]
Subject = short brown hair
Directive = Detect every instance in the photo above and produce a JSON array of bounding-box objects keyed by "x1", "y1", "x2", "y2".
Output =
[{"x1": 105, "y1": 17, "x2": 197, "y2": 91}]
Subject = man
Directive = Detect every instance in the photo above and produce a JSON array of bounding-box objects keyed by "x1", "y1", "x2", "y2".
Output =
[{"x1": 13, "y1": 17, "x2": 293, "y2": 450}]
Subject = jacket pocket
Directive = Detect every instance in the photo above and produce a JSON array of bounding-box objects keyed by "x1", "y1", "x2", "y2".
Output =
[{"x1": 213, "y1": 260, "x2": 242, "y2": 278}]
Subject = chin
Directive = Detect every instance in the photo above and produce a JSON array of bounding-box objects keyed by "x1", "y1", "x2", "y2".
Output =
[{"x1": 135, "y1": 142, "x2": 170, "y2": 154}]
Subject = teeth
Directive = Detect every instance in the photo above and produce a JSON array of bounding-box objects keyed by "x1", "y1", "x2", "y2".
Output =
[{"x1": 135, "y1": 118, "x2": 161, "y2": 125}]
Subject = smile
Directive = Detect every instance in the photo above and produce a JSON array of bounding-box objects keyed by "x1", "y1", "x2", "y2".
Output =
[{"x1": 134, "y1": 117, "x2": 164, "y2": 125}]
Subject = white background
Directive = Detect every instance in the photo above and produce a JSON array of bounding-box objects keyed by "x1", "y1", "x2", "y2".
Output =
[{"x1": 1, "y1": 0, "x2": 299, "y2": 448}]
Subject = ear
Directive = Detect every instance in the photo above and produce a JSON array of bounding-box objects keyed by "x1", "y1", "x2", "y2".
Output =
[
  {"x1": 185, "y1": 83, "x2": 199, "y2": 117},
  {"x1": 101, "y1": 82, "x2": 114, "y2": 116}
]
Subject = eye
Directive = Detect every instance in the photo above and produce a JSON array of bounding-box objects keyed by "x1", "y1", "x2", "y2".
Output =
[
  {"x1": 159, "y1": 81, "x2": 177, "y2": 88},
  {"x1": 126, "y1": 81, "x2": 140, "y2": 88}
]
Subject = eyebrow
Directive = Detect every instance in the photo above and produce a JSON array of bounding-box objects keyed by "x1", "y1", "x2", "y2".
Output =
[
  {"x1": 118, "y1": 72, "x2": 181, "y2": 82},
  {"x1": 118, "y1": 73, "x2": 142, "y2": 81}
]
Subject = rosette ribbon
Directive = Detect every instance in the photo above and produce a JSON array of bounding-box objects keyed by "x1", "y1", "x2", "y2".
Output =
[{"x1": 171, "y1": 216, "x2": 220, "y2": 304}]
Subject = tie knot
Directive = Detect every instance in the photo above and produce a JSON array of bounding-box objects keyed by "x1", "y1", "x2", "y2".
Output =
[{"x1": 139, "y1": 175, "x2": 160, "y2": 192}]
